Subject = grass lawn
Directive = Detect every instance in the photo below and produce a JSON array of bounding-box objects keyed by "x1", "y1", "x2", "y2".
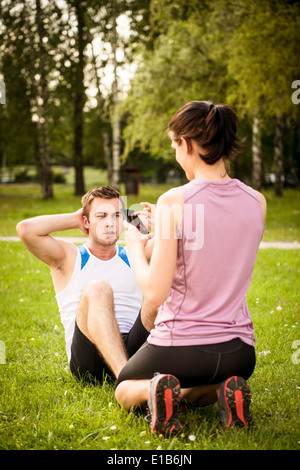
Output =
[
  {"x1": 0, "y1": 177, "x2": 299, "y2": 241},
  {"x1": 0, "y1": 179, "x2": 299, "y2": 451}
]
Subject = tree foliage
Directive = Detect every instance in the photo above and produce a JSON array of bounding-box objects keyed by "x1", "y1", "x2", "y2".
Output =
[
  {"x1": 121, "y1": 0, "x2": 300, "y2": 190},
  {"x1": 0, "y1": 0, "x2": 299, "y2": 195},
  {"x1": 122, "y1": 16, "x2": 227, "y2": 159},
  {"x1": 223, "y1": 0, "x2": 300, "y2": 120}
]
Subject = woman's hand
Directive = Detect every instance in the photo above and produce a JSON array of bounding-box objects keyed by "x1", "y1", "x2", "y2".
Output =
[
  {"x1": 133, "y1": 202, "x2": 156, "y2": 233},
  {"x1": 123, "y1": 220, "x2": 152, "y2": 253}
]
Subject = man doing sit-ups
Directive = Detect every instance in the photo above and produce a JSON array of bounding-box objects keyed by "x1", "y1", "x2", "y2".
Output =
[{"x1": 16, "y1": 186, "x2": 156, "y2": 383}]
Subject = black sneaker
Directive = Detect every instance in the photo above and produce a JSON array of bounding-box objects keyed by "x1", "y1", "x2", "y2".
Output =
[
  {"x1": 147, "y1": 373, "x2": 183, "y2": 435},
  {"x1": 218, "y1": 376, "x2": 254, "y2": 430}
]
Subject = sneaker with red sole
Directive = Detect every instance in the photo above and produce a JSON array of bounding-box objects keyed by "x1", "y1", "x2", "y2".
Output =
[
  {"x1": 147, "y1": 373, "x2": 183, "y2": 435},
  {"x1": 218, "y1": 376, "x2": 254, "y2": 430}
]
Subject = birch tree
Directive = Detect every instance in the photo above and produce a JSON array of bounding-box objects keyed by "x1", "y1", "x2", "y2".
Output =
[
  {"x1": 35, "y1": 0, "x2": 53, "y2": 198},
  {"x1": 111, "y1": 1, "x2": 121, "y2": 190},
  {"x1": 68, "y1": 0, "x2": 87, "y2": 195},
  {"x1": 224, "y1": 0, "x2": 300, "y2": 194}
]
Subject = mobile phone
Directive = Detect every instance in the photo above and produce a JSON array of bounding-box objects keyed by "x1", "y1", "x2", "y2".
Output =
[{"x1": 120, "y1": 209, "x2": 149, "y2": 234}]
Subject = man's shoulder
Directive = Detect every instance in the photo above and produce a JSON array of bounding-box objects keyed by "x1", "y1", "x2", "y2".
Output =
[
  {"x1": 77, "y1": 244, "x2": 90, "y2": 270},
  {"x1": 116, "y1": 244, "x2": 131, "y2": 268}
]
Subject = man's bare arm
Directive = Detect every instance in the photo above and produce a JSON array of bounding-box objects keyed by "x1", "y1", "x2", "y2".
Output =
[{"x1": 16, "y1": 209, "x2": 87, "y2": 269}]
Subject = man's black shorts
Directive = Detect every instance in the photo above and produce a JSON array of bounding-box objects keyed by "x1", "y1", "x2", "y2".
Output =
[{"x1": 69, "y1": 311, "x2": 148, "y2": 383}]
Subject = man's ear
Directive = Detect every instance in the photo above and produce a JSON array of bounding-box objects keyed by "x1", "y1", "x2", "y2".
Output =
[{"x1": 82, "y1": 215, "x2": 89, "y2": 230}]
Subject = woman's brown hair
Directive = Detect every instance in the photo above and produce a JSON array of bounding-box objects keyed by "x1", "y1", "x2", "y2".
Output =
[{"x1": 168, "y1": 101, "x2": 245, "y2": 165}]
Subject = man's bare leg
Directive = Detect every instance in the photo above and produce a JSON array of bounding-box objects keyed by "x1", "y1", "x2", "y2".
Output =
[
  {"x1": 140, "y1": 299, "x2": 157, "y2": 332},
  {"x1": 115, "y1": 379, "x2": 150, "y2": 410},
  {"x1": 115, "y1": 380, "x2": 219, "y2": 411},
  {"x1": 76, "y1": 279, "x2": 128, "y2": 378}
]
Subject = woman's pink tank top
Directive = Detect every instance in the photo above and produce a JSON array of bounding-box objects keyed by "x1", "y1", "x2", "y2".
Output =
[{"x1": 148, "y1": 178, "x2": 264, "y2": 347}]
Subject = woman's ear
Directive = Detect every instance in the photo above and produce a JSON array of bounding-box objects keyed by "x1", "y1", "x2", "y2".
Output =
[{"x1": 181, "y1": 136, "x2": 192, "y2": 154}]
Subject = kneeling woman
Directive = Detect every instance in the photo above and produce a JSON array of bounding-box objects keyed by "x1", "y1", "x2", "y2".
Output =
[{"x1": 115, "y1": 101, "x2": 266, "y2": 434}]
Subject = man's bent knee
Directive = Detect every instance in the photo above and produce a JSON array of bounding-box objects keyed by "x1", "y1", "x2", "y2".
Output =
[
  {"x1": 82, "y1": 279, "x2": 113, "y2": 301},
  {"x1": 76, "y1": 279, "x2": 114, "y2": 336}
]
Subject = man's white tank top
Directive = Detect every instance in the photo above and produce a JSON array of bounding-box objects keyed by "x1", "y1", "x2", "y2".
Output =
[{"x1": 55, "y1": 244, "x2": 143, "y2": 362}]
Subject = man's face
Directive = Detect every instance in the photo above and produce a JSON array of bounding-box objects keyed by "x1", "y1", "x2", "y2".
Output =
[{"x1": 85, "y1": 197, "x2": 123, "y2": 246}]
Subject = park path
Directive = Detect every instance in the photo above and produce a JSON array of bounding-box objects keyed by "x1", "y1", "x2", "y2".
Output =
[{"x1": 0, "y1": 236, "x2": 299, "y2": 249}]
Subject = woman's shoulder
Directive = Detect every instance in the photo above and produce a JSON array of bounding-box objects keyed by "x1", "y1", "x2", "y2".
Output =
[
  {"x1": 235, "y1": 179, "x2": 267, "y2": 223},
  {"x1": 157, "y1": 186, "x2": 183, "y2": 206},
  {"x1": 253, "y1": 189, "x2": 267, "y2": 222},
  {"x1": 157, "y1": 187, "x2": 184, "y2": 228}
]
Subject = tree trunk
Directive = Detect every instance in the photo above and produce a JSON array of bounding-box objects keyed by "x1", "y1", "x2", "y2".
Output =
[
  {"x1": 289, "y1": 120, "x2": 299, "y2": 188},
  {"x1": 111, "y1": 5, "x2": 121, "y2": 191},
  {"x1": 35, "y1": 0, "x2": 53, "y2": 199},
  {"x1": 103, "y1": 129, "x2": 113, "y2": 184},
  {"x1": 89, "y1": 31, "x2": 112, "y2": 184},
  {"x1": 251, "y1": 114, "x2": 262, "y2": 190},
  {"x1": 73, "y1": 0, "x2": 85, "y2": 196},
  {"x1": 274, "y1": 114, "x2": 284, "y2": 197}
]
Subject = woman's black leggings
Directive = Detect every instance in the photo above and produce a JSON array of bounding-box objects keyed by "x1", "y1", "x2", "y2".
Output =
[{"x1": 116, "y1": 338, "x2": 255, "y2": 389}]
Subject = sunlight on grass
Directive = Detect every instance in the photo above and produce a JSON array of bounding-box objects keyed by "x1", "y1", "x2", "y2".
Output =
[
  {"x1": 0, "y1": 177, "x2": 299, "y2": 449},
  {"x1": 0, "y1": 243, "x2": 299, "y2": 450}
]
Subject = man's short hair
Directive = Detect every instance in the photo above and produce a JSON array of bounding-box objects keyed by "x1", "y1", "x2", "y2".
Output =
[{"x1": 81, "y1": 186, "x2": 124, "y2": 220}]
